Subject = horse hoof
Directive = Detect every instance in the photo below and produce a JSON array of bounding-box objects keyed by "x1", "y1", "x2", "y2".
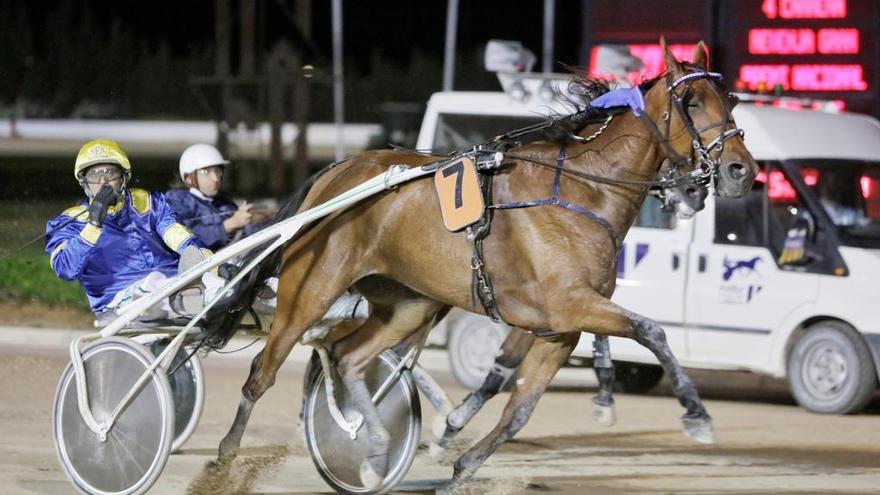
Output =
[
  {"x1": 359, "y1": 460, "x2": 384, "y2": 491},
  {"x1": 682, "y1": 416, "x2": 716, "y2": 444},
  {"x1": 432, "y1": 414, "x2": 448, "y2": 440},
  {"x1": 428, "y1": 441, "x2": 446, "y2": 460},
  {"x1": 592, "y1": 402, "x2": 617, "y2": 427},
  {"x1": 217, "y1": 441, "x2": 239, "y2": 462},
  {"x1": 435, "y1": 481, "x2": 457, "y2": 495}
]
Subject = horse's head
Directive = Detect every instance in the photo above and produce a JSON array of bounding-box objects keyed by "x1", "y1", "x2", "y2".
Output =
[
  {"x1": 657, "y1": 160, "x2": 709, "y2": 219},
  {"x1": 642, "y1": 38, "x2": 758, "y2": 199}
]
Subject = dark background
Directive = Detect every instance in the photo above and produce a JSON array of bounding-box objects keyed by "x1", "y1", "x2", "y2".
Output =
[
  {"x1": 2, "y1": 1, "x2": 875, "y2": 120},
  {"x1": 1, "y1": 0, "x2": 878, "y2": 200},
  {"x1": 0, "y1": 0, "x2": 585, "y2": 122}
]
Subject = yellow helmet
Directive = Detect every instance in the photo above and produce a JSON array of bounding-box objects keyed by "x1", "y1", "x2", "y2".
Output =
[{"x1": 74, "y1": 138, "x2": 131, "y2": 180}]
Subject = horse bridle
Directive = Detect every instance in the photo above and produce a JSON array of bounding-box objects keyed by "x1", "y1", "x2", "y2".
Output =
[{"x1": 639, "y1": 70, "x2": 745, "y2": 204}]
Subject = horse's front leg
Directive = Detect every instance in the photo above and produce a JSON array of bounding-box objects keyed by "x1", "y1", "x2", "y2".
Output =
[
  {"x1": 218, "y1": 319, "x2": 305, "y2": 460},
  {"x1": 218, "y1": 253, "x2": 358, "y2": 460},
  {"x1": 591, "y1": 334, "x2": 617, "y2": 426},
  {"x1": 567, "y1": 295, "x2": 713, "y2": 443},
  {"x1": 624, "y1": 309, "x2": 714, "y2": 443},
  {"x1": 440, "y1": 329, "x2": 534, "y2": 446},
  {"x1": 439, "y1": 332, "x2": 578, "y2": 494}
]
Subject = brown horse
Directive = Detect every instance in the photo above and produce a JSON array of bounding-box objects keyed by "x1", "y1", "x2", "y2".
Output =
[
  {"x1": 437, "y1": 175, "x2": 710, "y2": 443},
  {"x1": 426, "y1": 167, "x2": 707, "y2": 447},
  {"x1": 204, "y1": 40, "x2": 758, "y2": 491}
]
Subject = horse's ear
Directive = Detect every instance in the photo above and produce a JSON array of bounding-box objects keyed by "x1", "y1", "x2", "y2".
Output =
[
  {"x1": 692, "y1": 41, "x2": 709, "y2": 70},
  {"x1": 660, "y1": 36, "x2": 680, "y2": 73}
]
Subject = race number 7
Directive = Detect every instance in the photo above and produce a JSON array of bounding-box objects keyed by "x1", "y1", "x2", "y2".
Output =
[{"x1": 441, "y1": 161, "x2": 465, "y2": 208}]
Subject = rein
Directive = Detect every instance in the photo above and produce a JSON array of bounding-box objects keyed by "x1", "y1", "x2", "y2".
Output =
[
  {"x1": 496, "y1": 70, "x2": 742, "y2": 200},
  {"x1": 471, "y1": 70, "x2": 743, "y2": 248},
  {"x1": 501, "y1": 149, "x2": 707, "y2": 192}
]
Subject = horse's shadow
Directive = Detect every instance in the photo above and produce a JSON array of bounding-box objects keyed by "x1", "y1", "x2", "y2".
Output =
[{"x1": 647, "y1": 369, "x2": 880, "y2": 413}]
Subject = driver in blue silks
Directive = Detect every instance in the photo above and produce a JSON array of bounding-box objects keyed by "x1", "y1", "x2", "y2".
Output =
[
  {"x1": 45, "y1": 138, "x2": 216, "y2": 323},
  {"x1": 165, "y1": 144, "x2": 262, "y2": 251},
  {"x1": 164, "y1": 143, "x2": 366, "y2": 320}
]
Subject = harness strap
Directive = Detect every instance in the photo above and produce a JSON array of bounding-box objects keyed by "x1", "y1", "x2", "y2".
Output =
[
  {"x1": 489, "y1": 145, "x2": 620, "y2": 250},
  {"x1": 637, "y1": 112, "x2": 691, "y2": 168},
  {"x1": 469, "y1": 168, "x2": 503, "y2": 323}
]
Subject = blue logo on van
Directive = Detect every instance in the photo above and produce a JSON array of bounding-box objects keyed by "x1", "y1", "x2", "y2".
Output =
[
  {"x1": 722, "y1": 256, "x2": 762, "y2": 281},
  {"x1": 617, "y1": 242, "x2": 650, "y2": 279},
  {"x1": 719, "y1": 255, "x2": 763, "y2": 304}
]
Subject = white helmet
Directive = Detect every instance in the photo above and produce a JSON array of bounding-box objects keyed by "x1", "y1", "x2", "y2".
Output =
[{"x1": 179, "y1": 143, "x2": 229, "y2": 181}]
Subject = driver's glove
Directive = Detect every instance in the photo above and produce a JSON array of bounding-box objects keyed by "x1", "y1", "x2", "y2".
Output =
[{"x1": 87, "y1": 185, "x2": 118, "y2": 228}]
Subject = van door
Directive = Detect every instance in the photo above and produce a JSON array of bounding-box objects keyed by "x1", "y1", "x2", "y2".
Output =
[
  {"x1": 599, "y1": 196, "x2": 692, "y2": 363},
  {"x1": 684, "y1": 166, "x2": 821, "y2": 371}
]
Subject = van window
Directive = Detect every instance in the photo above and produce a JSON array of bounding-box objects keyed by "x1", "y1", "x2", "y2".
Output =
[
  {"x1": 432, "y1": 113, "x2": 545, "y2": 152},
  {"x1": 714, "y1": 164, "x2": 803, "y2": 249},
  {"x1": 714, "y1": 162, "x2": 854, "y2": 274},
  {"x1": 634, "y1": 195, "x2": 675, "y2": 229},
  {"x1": 714, "y1": 178, "x2": 767, "y2": 247},
  {"x1": 789, "y1": 159, "x2": 880, "y2": 249},
  {"x1": 765, "y1": 167, "x2": 811, "y2": 256}
]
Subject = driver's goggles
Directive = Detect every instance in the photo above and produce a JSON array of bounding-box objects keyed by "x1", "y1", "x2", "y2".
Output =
[
  {"x1": 196, "y1": 166, "x2": 224, "y2": 178},
  {"x1": 83, "y1": 167, "x2": 123, "y2": 182}
]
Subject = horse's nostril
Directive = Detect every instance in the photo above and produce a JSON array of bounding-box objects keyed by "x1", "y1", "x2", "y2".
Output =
[{"x1": 727, "y1": 162, "x2": 748, "y2": 181}]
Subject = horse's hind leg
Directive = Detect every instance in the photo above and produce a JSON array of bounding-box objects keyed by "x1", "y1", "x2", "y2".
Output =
[
  {"x1": 591, "y1": 335, "x2": 617, "y2": 426},
  {"x1": 440, "y1": 332, "x2": 578, "y2": 493},
  {"x1": 334, "y1": 297, "x2": 443, "y2": 490},
  {"x1": 440, "y1": 329, "x2": 534, "y2": 446}
]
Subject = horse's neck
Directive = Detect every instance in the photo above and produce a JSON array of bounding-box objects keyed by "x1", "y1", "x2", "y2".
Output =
[
  {"x1": 579, "y1": 111, "x2": 662, "y2": 184},
  {"x1": 566, "y1": 111, "x2": 664, "y2": 227}
]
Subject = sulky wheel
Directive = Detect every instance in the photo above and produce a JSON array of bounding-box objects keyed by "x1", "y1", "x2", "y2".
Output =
[
  {"x1": 447, "y1": 315, "x2": 511, "y2": 390},
  {"x1": 303, "y1": 349, "x2": 421, "y2": 494},
  {"x1": 146, "y1": 339, "x2": 205, "y2": 453},
  {"x1": 53, "y1": 337, "x2": 174, "y2": 495}
]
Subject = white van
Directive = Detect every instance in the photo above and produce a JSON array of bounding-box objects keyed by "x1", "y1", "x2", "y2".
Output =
[{"x1": 421, "y1": 76, "x2": 880, "y2": 414}]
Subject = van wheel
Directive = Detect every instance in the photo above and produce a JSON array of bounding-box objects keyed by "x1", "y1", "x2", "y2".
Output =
[
  {"x1": 612, "y1": 362, "x2": 664, "y2": 393},
  {"x1": 448, "y1": 317, "x2": 511, "y2": 390},
  {"x1": 787, "y1": 322, "x2": 877, "y2": 414}
]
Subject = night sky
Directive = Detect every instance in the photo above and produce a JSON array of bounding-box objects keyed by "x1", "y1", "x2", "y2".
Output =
[{"x1": 3, "y1": 0, "x2": 586, "y2": 89}]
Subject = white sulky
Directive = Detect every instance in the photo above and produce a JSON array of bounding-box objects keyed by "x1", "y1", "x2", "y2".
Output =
[{"x1": 69, "y1": 162, "x2": 438, "y2": 438}]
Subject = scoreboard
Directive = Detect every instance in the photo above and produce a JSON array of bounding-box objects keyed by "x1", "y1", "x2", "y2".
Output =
[
  {"x1": 586, "y1": 0, "x2": 878, "y2": 114},
  {"x1": 721, "y1": 0, "x2": 877, "y2": 112}
]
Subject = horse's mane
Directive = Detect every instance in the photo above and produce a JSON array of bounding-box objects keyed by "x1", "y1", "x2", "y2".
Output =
[
  {"x1": 539, "y1": 73, "x2": 611, "y2": 142},
  {"x1": 540, "y1": 71, "x2": 665, "y2": 143},
  {"x1": 540, "y1": 65, "x2": 725, "y2": 144}
]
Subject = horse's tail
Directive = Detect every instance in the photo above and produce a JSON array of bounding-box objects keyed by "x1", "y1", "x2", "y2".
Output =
[{"x1": 198, "y1": 161, "x2": 342, "y2": 350}]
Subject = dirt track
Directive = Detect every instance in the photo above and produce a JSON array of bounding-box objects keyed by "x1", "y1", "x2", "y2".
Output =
[{"x1": 2, "y1": 341, "x2": 880, "y2": 494}]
